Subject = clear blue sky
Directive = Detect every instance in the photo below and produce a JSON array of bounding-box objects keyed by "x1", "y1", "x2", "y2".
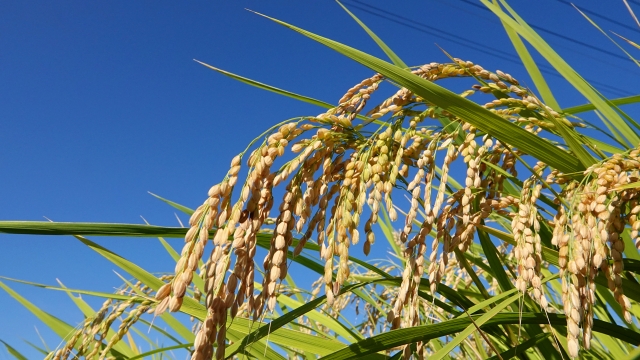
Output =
[{"x1": 1, "y1": 1, "x2": 639, "y2": 358}]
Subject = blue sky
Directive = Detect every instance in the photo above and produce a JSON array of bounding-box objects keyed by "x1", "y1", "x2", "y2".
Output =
[{"x1": 0, "y1": 1, "x2": 639, "y2": 358}]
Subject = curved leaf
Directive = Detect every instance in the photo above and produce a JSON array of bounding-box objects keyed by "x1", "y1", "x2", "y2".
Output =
[
  {"x1": 249, "y1": 10, "x2": 585, "y2": 175},
  {"x1": 318, "y1": 313, "x2": 640, "y2": 360}
]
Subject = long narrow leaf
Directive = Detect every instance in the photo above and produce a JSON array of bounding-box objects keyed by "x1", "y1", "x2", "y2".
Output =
[
  {"x1": 336, "y1": 1, "x2": 408, "y2": 68},
  {"x1": 486, "y1": 332, "x2": 551, "y2": 360},
  {"x1": 0, "y1": 221, "x2": 187, "y2": 238},
  {"x1": 483, "y1": 0, "x2": 639, "y2": 146},
  {"x1": 0, "y1": 280, "x2": 76, "y2": 339},
  {"x1": 318, "y1": 313, "x2": 640, "y2": 360},
  {"x1": 250, "y1": 10, "x2": 585, "y2": 175},
  {"x1": 431, "y1": 293, "x2": 521, "y2": 360},
  {"x1": 0, "y1": 340, "x2": 28, "y2": 360},
  {"x1": 195, "y1": 60, "x2": 336, "y2": 110},
  {"x1": 148, "y1": 192, "x2": 194, "y2": 215},
  {"x1": 499, "y1": 13, "x2": 559, "y2": 109},
  {"x1": 562, "y1": 95, "x2": 640, "y2": 115}
]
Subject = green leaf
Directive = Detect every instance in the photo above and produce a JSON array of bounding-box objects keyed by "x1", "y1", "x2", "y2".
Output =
[
  {"x1": 0, "y1": 276, "x2": 134, "y2": 301},
  {"x1": 562, "y1": 95, "x2": 640, "y2": 115},
  {"x1": 250, "y1": 10, "x2": 585, "y2": 175},
  {"x1": 499, "y1": 12, "x2": 559, "y2": 110},
  {"x1": 431, "y1": 293, "x2": 521, "y2": 360},
  {"x1": 483, "y1": 0, "x2": 640, "y2": 147},
  {"x1": 230, "y1": 317, "x2": 345, "y2": 356},
  {"x1": 335, "y1": 1, "x2": 408, "y2": 68},
  {"x1": 148, "y1": 192, "x2": 194, "y2": 215},
  {"x1": 23, "y1": 340, "x2": 49, "y2": 356},
  {"x1": 629, "y1": 343, "x2": 640, "y2": 360},
  {"x1": 454, "y1": 248, "x2": 491, "y2": 300},
  {"x1": 586, "y1": 135, "x2": 625, "y2": 154},
  {"x1": 318, "y1": 313, "x2": 640, "y2": 360},
  {"x1": 276, "y1": 294, "x2": 360, "y2": 342},
  {"x1": 0, "y1": 221, "x2": 188, "y2": 238},
  {"x1": 0, "y1": 280, "x2": 76, "y2": 339},
  {"x1": 541, "y1": 104, "x2": 598, "y2": 167},
  {"x1": 56, "y1": 279, "x2": 136, "y2": 357},
  {"x1": 573, "y1": 6, "x2": 640, "y2": 68},
  {"x1": 75, "y1": 235, "x2": 165, "y2": 290},
  {"x1": 195, "y1": 60, "x2": 336, "y2": 110},
  {"x1": 486, "y1": 332, "x2": 551, "y2": 360},
  {"x1": 477, "y1": 225, "x2": 513, "y2": 292},
  {"x1": 226, "y1": 327, "x2": 286, "y2": 360},
  {"x1": 225, "y1": 281, "x2": 369, "y2": 358},
  {"x1": 127, "y1": 343, "x2": 193, "y2": 360},
  {"x1": 0, "y1": 339, "x2": 28, "y2": 360}
]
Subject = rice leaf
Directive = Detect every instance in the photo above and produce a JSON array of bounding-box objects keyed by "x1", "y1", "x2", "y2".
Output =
[
  {"x1": 573, "y1": 5, "x2": 640, "y2": 67},
  {"x1": 56, "y1": 280, "x2": 136, "y2": 357},
  {"x1": 0, "y1": 280, "x2": 76, "y2": 339},
  {"x1": 0, "y1": 276, "x2": 134, "y2": 301},
  {"x1": 499, "y1": 14, "x2": 559, "y2": 109},
  {"x1": 483, "y1": 0, "x2": 640, "y2": 146},
  {"x1": 485, "y1": 332, "x2": 551, "y2": 360},
  {"x1": 562, "y1": 95, "x2": 640, "y2": 115},
  {"x1": 276, "y1": 294, "x2": 360, "y2": 342},
  {"x1": 0, "y1": 340, "x2": 28, "y2": 360},
  {"x1": 249, "y1": 10, "x2": 585, "y2": 175},
  {"x1": 148, "y1": 192, "x2": 194, "y2": 215},
  {"x1": 335, "y1": 1, "x2": 408, "y2": 68},
  {"x1": 430, "y1": 293, "x2": 521, "y2": 360},
  {"x1": 0, "y1": 221, "x2": 188, "y2": 238},
  {"x1": 23, "y1": 341, "x2": 49, "y2": 356},
  {"x1": 318, "y1": 313, "x2": 640, "y2": 360},
  {"x1": 195, "y1": 60, "x2": 335, "y2": 110},
  {"x1": 226, "y1": 279, "x2": 394, "y2": 358},
  {"x1": 127, "y1": 344, "x2": 193, "y2": 360}
]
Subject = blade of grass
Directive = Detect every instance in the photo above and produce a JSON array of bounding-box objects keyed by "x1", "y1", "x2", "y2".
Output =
[
  {"x1": 23, "y1": 340, "x2": 49, "y2": 356},
  {"x1": 56, "y1": 280, "x2": 136, "y2": 357},
  {"x1": 0, "y1": 221, "x2": 188, "y2": 238},
  {"x1": 498, "y1": 9, "x2": 559, "y2": 110},
  {"x1": 195, "y1": 60, "x2": 335, "y2": 109},
  {"x1": 483, "y1": 0, "x2": 640, "y2": 146},
  {"x1": 430, "y1": 293, "x2": 521, "y2": 360},
  {"x1": 477, "y1": 226, "x2": 513, "y2": 292},
  {"x1": 0, "y1": 276, "x2": 134, "y2": 301},
  {"x1": 226, "y1": 278, "x2": 405, "y2": 358},
  {"x1": 318, "y1": 312, "x2": 640, "y2": 360},
  {"x1": 276, "y1": 294, "x2": 360, "y2": 342},
  {"x1": 335, "y1": 1, "x2": 407, "y2": 68},
  {"x1": 562, "y1": 95, "x2": 640, "y2": 115},
  {"x1": 127, "y1": 344, "x2": 193, "y2": 360},
  {"x1": 0, "y1": 340, "x2": 28, "y2": 360},
  {"x1": 0, "y1": 280, "x2": 76, "y2": 339},
  {"x1": 75, "y1": 236, "x2": 164, "y2": 290},
  {"x1": 486, "y1": 332, "x2": 551, "y2": 360},
  {"x1": 586, "y1": 135, "x2": 625, "y2": 154},
  {"x1": 148, "y1": 192, "x2": 194, "y2": 215},
  {"x1": 249, "y1": 9, "x2": 585, "y2": 175},
  {"x1": 226, "y1": 327, "x2": 286, "y2": 360},
  {"x1": 230, "y1": 317, "x2": 346, "y2": 356},
  {"x1": 454, "y1": 249, "x2": 491, "y2": 300},
  {"x1": 573, "y1": 5, "x2": 640, "y2": 67}
]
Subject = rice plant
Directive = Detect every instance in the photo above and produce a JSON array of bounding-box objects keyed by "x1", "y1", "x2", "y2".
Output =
[{"x1": 2, "y1": 1, "x2": 640, "y2": 359}]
